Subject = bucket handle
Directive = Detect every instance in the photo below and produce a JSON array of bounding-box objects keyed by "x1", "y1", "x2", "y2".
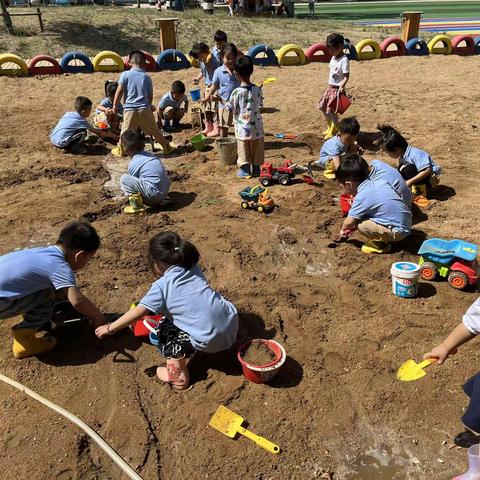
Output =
[{"x1": 143, "y1": 317, "x2": 159, "y2": 333}]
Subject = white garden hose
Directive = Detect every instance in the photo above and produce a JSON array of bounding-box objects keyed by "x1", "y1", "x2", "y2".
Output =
[{"x1": 0, "y1": 372, "x2": 143, "y2": 480}]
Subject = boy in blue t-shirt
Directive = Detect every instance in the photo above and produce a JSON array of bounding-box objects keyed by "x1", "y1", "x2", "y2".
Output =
[
  {"x1": 120, "y1": 129, "x2": 170, "y2": 213},
  {"x1": 94, "y1": 80, "x2": 124, "y2": 135},
  {"x1": 50, "y1": 96, "x2": 118, "y2": 154},
  {"x1": 0, "y1": 222, "x2": 105, "y2": 358},
  {"x1": 317, "y1": 116, "x2": 361, "y2": 179},
  {"x1": 112, "y1": 50, "x2": 174, "y2": 157},
  {"x1": 368, "y1": 159, "x2": 412, "y2": 206},
  {"x1": 335, "y1": 154, "x2": 412, "y2": 254},
  {"x1": 157, "y1": 80, "x2": 189, "y2": 132},
  {"x1": 211, "y1": 30, "x2": 228, "y2": 64}
]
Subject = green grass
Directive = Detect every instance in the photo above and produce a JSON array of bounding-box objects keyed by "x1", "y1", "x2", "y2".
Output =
[{"x1": 0, "y1": 6, "x2": 399, "y2": 58}]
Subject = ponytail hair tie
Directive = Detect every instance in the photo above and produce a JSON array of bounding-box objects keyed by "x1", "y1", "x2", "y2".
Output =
[{"x1": 174, "y1": 247, "x2": 180, "y2": 251}]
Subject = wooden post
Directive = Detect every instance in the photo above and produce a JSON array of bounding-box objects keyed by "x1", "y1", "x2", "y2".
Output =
[
  {"x1": 37, "y1": 7, "x2": 43, "y2": 31},
  {"x1": 155, "y1": 18, "x2": 178, "y2": 51},
  {"x1": 401, "y1": 11, "x2": 423, "y2": 43},
  {"x1": 0, "y1": 0, "x2": 14, "y2": 34}
]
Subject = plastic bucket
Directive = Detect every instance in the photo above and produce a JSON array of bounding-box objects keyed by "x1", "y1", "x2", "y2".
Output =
[
  {"x1": 340, "y1": 193, "x2": 353, "y2": 216},
  {"x1": 132, "y1": 315, "x2": 162, "y2": 337},
  {"x1": 216, "y1": 137, "x2": 238, "y2": 165},
  {"x1": 191, "y1": 134, "x2": 206, "y2": 151},
  {"x1": 190, "y1": 88, "x2": 201, "y2": 101},
  {"x1": 238, "y1": 339, "x2": 286, "y2": 384},
  {"x1": 391, "y1": 262, "x2": 421, "y2": 298}
]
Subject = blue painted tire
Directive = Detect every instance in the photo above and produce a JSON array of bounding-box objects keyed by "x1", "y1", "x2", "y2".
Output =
[
  {"x1": 60, "y1": 51, "x2": 94, "y2": 74},
  {"x1": 344, "y1": 42, "x2": 357, "y2": 61},
  {"x1": 247, "y1": 44, "x2": 278, "y2": 66},
  {"x1": 406, "y1": 38, "x2": 429, "y2": 56},
  {"x1": 156, "y1": 49, "x2": 190, "y2": 71},
  {"x1": 474, "y1": 36, "x2": 480, "y2": 54}
]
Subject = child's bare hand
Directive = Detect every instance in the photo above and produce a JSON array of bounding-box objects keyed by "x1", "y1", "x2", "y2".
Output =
[
  {"x1": 105, "y1": 108, "x2": 114, "y2": 115},
  {"x1": 95, "y1": 324, "x2": 112, "y2": 339},
  {"x1": 423, "y1": 343, "x2": 456, "y2": 365}
]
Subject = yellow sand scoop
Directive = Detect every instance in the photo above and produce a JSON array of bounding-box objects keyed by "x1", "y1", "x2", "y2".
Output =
[
  {"x1": 258, "y1": 76, "x2": 277, "y2": 87},
  {"x1": 209, "y1": 405, "x2": 280, "y2": 454},
  {"x1": 397, "y1": 358, "x2": 436, "y2": 382}
]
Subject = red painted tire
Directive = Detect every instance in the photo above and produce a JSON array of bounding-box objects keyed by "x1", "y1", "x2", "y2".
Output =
[
  {"x1": 380, "y1": 36, "x2": 406, "y2": 58},
  {"x1": 28, "y1": 54, "x2": 62, "y2": 75},
  {"x1": 123, "y1": 51, "x2": 157, "y2": 72},
  {"x1": 452, "y1": 35, "x2": 475, "y2": 55},
  {"x1": 305, "y1": 43, "x2": 331, "y2": 63}
]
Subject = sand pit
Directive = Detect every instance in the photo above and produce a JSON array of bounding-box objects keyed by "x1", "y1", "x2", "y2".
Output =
[{"x1": 1, "y1": 55, "x2": 480, "y2": 479}]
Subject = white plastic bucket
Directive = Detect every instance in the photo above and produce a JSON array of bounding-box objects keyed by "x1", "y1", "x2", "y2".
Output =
[{"x1": 390, "y1": 262, "x2": 421, "y2": 298}]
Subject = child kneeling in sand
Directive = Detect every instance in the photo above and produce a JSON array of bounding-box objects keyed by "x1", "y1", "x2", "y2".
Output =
[
  {"x1": 336, "y1": 154, "x2": 412, "y2": 254},
  {"x1": 120, "y1": 129, "x2": 170, "y2": 213},
  {"x1": 95, "y1": 232, "x2": 239, "y2": 391},
  {"x1": 0, "y1": 222, "x2": 105, "y2": 358},
  {"x1": 158, "y1": 80, "x2": 189, "y2": 132}
]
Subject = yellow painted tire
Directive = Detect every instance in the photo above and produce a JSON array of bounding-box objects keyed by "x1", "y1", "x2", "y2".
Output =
[
  {"x1": 355, "y1": 39, "x2": 382, "y2": 61},
  {"x1": 188, "y1": 55, "x2": 200, "y2": 68},
  {"x1": 427, "y1": 34, "x2": 453, "y2": 55},
  {"x1": 93, "y1": 50, "x2": 125, "y2": 73},
  {"x1": 277, "y1": 43, "x2": 306, "y2": 66},
  {"x1": 0, "y1": 53, "x2": 29, "y2": 76}
]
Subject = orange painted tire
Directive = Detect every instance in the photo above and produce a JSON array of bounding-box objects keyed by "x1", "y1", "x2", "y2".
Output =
[
  {"x1": 448, "y1": 271, "x2": 468, "y2": 290},
  {"x1": 452, "y1": 35, "x2": 475, "y2": 55},
  {"x1": 305, "y1": 43, "x2": 331, "y2": 63},
  {"x1": 380, "y1": 36, "x2": 406, "y2": 58},
  {"x1": 28, "y1": 54, "x2": 62, "y2": 75}
]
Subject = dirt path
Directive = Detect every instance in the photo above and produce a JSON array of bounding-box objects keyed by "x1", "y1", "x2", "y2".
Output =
[{"x1": 1, "y1": 56, "x2": 480, "y2": 479}]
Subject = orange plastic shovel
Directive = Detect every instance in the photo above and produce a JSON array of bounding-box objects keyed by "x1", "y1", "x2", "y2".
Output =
[{"x1": 397, "y1": 358, "x2": 436, "y2": 381}]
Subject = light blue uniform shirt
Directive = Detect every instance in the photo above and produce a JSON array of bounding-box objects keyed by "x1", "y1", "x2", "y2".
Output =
[
  {"x1": 212, "y1": 66, "x2": 240, "y2": 103},
  {"x1": 318, "y1": 136, "x2": 346, "y2": 168},
  {"x1": 118, "y1": 68, "x2": 153, "y2": 111},
  {"x1": 369, "y1": 160, "x2": 412, "y2": 206},
  {"x1": 211, "y1": 45, "x2": 222, "y2": 64},
  {"x1": 128, "y1": 150, "x2": 170, "y2": 198},
  {"x1": 49, "y1": 112, "x2": 92, "y2": 148},
  {"x1": 0, "y1": 246, "x2": 76, "y2": 300},
  {"x1": 349, "y1": 179, "x2": 412, "y2": 234},
  {"x1": 140, "y1": 265, "x2": 238, "y2": 353},
  {"x1": 95, "y1": 97, "x2": 124, "y2": 115},
  {"x1": 200, "y1": 55, "x2": 221, "y2": 85},
  {"x1": 401, "y1": 145, "x2": 441, "y2": 175},
  {"x1": 158, "y1": 92, "x2": 188, "y2": 111}
]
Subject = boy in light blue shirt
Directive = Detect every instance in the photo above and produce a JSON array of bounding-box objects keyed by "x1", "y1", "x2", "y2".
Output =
[
  {"x1": 336, "y1": 154, "x2": 412, "y2": 254},
  {"x1": 157, "y1": 80, "x2": 189, "y2": 132},
  {"x1": 120, "y1": 129, "x2": 170, "y2": 213},
  {"x1": 212, "y1": 30, "x2": 228, "y2": 64},
  {"x1": 112, "y1": 50, "x2": 174, "y2": 157},
  {"x1": 317, "y1": 116, "x2": 361, "y2": 179},
  {"x1": 96, "y1": 231, "x2": 238, "y2": 392},
  {"x1": 50, "y1": 96, "x2": 117, "y2": 154},
  {"x1": 0, "y1": 222, "x2": 105, "y2": 358},
  {"x1": 369, "y1": 159, "x2": 412, "y2": 206},
  {"x1": 93, "y1": 81, "x2": 124, "y2": 135}
]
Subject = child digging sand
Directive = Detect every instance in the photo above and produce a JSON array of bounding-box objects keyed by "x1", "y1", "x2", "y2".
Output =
[
  {"x1": 50, "y1": 96, "x2": 118, "y2": 154},
  {"x1": 335, "y1": 154, "x2": 412, "y2": 254},
  {"x1": 95, "y1": 232, "x2": 239, "y2": 391},
  {"x1": 120, "y1": 129, "x2": 170, "y2": 214},
  {"x1": 112, "y1": 50, "x2": 174, "y2": 157},
  {"x1": 225, "y1": 55, "x2": 264, "y2": 179},
  {"x1": 158, "y1": 80, "x2": 189, "y2": 132},
  {"x1": 318, "y1": 33, "x2": 350, "y2": 140},
  {"x1": 0, "y1": 222, "x2": 104, "y2": 358},
  {"x1": 94, "y1": 80, "x2": 124, "y2": 135}
]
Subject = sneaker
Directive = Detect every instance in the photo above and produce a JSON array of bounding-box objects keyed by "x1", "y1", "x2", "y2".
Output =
[
  {"x1": 251, "y1": 165, "x2": 261, "y2": 177},
  {"x1": 237, "y1": 164, "x2": 252, "y2": 179},
  {"x1": 361, "y1": 241, "x2": 392, "y2": 254}
]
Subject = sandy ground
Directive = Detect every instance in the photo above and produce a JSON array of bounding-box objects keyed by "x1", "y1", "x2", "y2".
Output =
[{"x1": 1, "y1": 55, "x2": 480, "y2": 480}]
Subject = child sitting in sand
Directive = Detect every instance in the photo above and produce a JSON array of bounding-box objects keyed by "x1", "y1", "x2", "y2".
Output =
[
  {"x1": 318, "y1": 33, "x2": 351, "y2": 140},
  {"x1": 225, "y1": 55, "x2": 264, "y2": 179},
  {"x1": 95, "y1": 231, "x2": 239, "y2": 391},
  {"x1": 377, "y1": 124, "x2": 442, "y2": 198},
  {"x1": 335, "y1": 154, "x2": 412, "y2": 254},
  {"x1": 112, "y1": 50, "x2": 174, "y2": 157},
  {"x1": 190, "y1": 42, "x2": 221, "y2": 136},
  {"x1": 317, "y1": 116, "x2": 360, "y2": 179},
  {"x1": 94, "y1": 80, "x2": 124, "y2": 135},
  {"x1": 50, "y1": 96, "x2": 118, "y2": 154},
  {"x1": 0, "y1": 222, "x2": 105, "y2": 358},
  {"x1": 201, "y1": 44, "x2": 241, "y2": 138},
  {"x1": 120, "y1": 129, "x2": 170, "y2": 213},
  {"x1": 157, "y1": 81, "x2": 189, "y2": 132}
]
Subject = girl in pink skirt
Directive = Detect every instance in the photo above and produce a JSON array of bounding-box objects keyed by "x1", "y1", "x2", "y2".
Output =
[{"x1": 318, "y1": 33, "x2": 350, "y2": 140}]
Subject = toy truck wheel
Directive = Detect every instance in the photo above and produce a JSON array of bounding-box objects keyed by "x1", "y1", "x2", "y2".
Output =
[
  {"x1": 257, "y1": 205, "x2": 264, "y2": 213},
  {"x1": 241, "y1": 202, "x2": 248, "y2": 209},
  {"x1": 260, "y1": 177, "x2": 271, "y2": 187},
  {"x1": 448, "y1": 271, "x2": 469, "y2": 290},
  {"x1": 420, "y1": 262, "x2": 437, "y2": 281},
  {"x1": 279, "y1": 175, "x2": 291, "y2": 186}
]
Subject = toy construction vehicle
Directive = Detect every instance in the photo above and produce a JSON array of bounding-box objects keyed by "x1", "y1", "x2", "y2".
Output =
[
  {"x1": 259, "y1": 160, "x2": 314, "y2": 187},
  {"x1": 418, "y1": 238, "x2": 480, "y2": 290},
  {"x1": 239, "y1": 185, "x2": 275, "y2": 213}
]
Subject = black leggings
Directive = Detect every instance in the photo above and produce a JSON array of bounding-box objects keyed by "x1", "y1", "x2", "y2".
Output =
[{"x1": 398, "y1": 163, "x2": 431, "y2": 189}]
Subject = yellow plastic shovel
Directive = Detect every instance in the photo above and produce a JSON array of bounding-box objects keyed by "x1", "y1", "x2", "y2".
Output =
[
  {"x1": 397, "y1": 358, "x2": 437, "y2": 381},
  {"x1": 258, "y1": 76, "x2": 277, "y2": 87},
  {"x1": 209, "y1": 405, "x2": 280, "y2": 454}
]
